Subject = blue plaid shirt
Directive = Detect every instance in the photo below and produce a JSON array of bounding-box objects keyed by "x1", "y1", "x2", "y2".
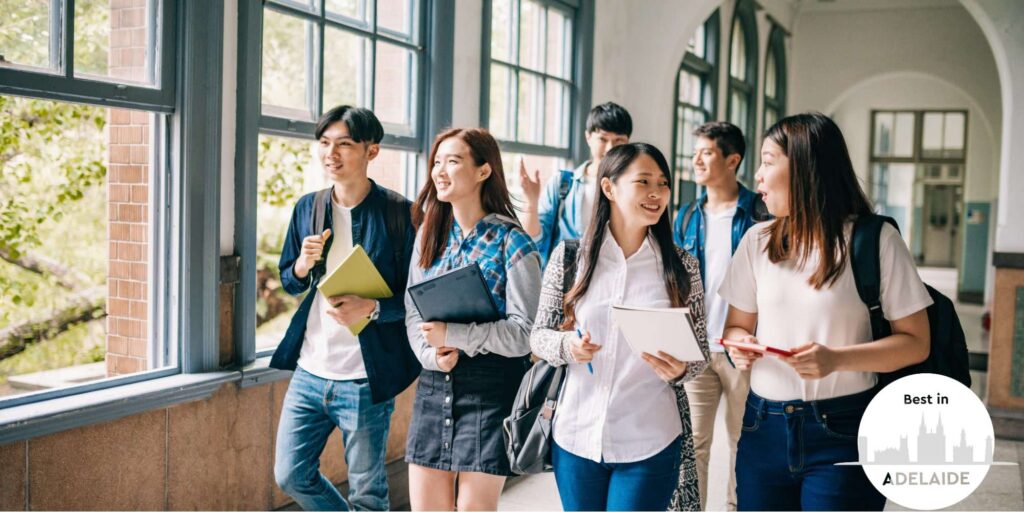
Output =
[{"x1": 427, "y1": 213, "x2": 537, "y2": 315}]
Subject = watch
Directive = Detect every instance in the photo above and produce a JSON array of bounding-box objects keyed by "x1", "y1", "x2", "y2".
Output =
[{"x1": 368, "y1": 300, "x2": 381, "y2": 322}]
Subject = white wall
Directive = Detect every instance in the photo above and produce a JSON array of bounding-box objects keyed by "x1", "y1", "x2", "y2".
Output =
[
  {"x1": 789, "y1": 4, "x2": 1001, "y2": 138},
  {"x1": 829, "y1": 72, "x2": 999, "y2": 204},
  {"x1": 451, "y1": 0, "x2": 484, "y2": 128},
  {"x1": 961, "y1": 0, "x2": 1024, "y2": 254}
]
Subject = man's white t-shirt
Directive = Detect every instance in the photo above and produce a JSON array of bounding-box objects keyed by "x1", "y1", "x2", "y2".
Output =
[
  {"x1": 703, "y1": 205, "x2": 737, "y2": 351},
  {"x1": 297, "y1": 202, "x2": 368, "y2": 381},
  {"x1": 718, "y1": 221, "x2": 933, "y2": 401},
  {"x1": 580, "y1": 173, "x2": 597, "y2": 230}
]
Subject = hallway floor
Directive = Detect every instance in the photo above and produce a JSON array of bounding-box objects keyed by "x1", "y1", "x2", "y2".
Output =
[{"x1": 498, "y1": 268, "x2": 1024, "y2": 511}]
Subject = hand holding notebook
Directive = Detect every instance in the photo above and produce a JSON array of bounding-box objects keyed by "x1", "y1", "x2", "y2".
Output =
[
  {"x1": 609, "y1": 305, "x2": 706, "y2": 362},
  {"x1": 316, "y1": 244, "x2": 393, "y2": 335}
]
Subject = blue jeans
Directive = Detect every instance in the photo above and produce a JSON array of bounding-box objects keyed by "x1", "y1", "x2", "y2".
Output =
[
  {"x1": 736, "y1": 389, "x2": 885, "y2": 511},
  {"x1": 552, "y1": 438, "x2": 682, "y2": 511},
  {"x1": 275, "y1": 367, "x2": 395, "y2": 511}
]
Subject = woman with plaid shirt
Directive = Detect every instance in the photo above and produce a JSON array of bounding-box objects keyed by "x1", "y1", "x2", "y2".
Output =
[{"x1": 404, "y1": 128, "x2": 541, "y2": 511}]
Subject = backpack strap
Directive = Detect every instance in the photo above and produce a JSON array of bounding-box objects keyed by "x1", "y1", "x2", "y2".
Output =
[
  {"x1": 851, "y1": 214, "x2": 899, "y2": 340},
  {"x1": 380, "y1": 187, "x2": 412, "y2": 291},
  {"x1": 680, "y1": 201, "x2": 697, "y2": 237},
  {"x1": 309, "y1": 187, "x2": 333, "y2": 279},
  {"x1": 551, "y1": 170, "x2": 574, "y2": 237}
]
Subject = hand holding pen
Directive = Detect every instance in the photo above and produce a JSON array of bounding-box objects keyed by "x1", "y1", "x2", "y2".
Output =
[{"x1": 570, "y1": 326, "x2": 601, "y2": 374}]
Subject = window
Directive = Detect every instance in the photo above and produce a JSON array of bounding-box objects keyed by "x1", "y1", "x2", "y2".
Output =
[
  {"x1": 0, "y1": 0, "x2": 178, "y2": 406},
  {"x1": 869, "y1": 110, "x2": 968, "y2": 261},
  {"x1": 484, "y1": 0, "x2": 578, "y2": 194},
  {"x1": 726, "y1": 0, "x2": 757, "y2": 185},
  {"x1": 763, "y1": 25, "x2": 786, "y2": 129},
  {"x1": 254, "y1": 0, "x2": 427, "y2": 354},
  {"x1": 671, "y1": 11, "x2": 719, "y2": 210}
]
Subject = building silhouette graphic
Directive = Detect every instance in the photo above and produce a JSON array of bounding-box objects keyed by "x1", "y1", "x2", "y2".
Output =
[{"x1": 858, "y1": 413, "x2": 992, "y2": 465}]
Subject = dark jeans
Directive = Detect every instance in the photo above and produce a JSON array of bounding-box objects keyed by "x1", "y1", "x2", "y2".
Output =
[
  {"x1": 736, "y1": 389, "x2": 886, "y2": 511},
  {"x1": 552, "y1": 437, "x2": 682, "y2": 511}
]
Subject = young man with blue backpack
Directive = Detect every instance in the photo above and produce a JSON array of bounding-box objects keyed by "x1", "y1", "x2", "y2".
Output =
[{"x1": 519, "y1": 102, "x2": 632, "y2": 267}]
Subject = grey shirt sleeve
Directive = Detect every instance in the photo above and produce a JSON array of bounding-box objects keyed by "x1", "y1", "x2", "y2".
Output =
[
  {"x1": 444, "y1": 253, "x2": 541, "y2": 358},
  {"x1": 405, "y1": 239, "x2": 441, "y2": 372}
]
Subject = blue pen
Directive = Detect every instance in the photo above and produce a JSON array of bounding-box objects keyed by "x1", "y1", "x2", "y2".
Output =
[{"x1": 575, "y1": 327, "x2": 594, "y2": 374}]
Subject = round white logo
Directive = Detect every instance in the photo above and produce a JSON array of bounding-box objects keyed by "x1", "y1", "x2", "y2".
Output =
[{"x1": 852, "y1": 374, "x2": 993, "y2": 510}]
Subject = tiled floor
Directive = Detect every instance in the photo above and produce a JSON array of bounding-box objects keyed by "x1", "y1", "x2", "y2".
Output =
[{"x1": 498, "y1": 268, "x2": 1024, "y2": 511}]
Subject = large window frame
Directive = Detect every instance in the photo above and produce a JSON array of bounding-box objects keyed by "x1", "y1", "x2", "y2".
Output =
[
  {"x1": 763, "y1": 23, "x2": 786, "y2": 131},
  {"x1": 726, "y1": 0, "x2": 758, "y2": 185},
  {"x1": 480, "y1": 0, "x2": 594, "y2": 163},
  {"x1": 233, "y1": 0, "x2": 455, "y2": 365},
  {"x1": 0, "y1": 0, "x2": 230, "y2": 441},
  {"x1": 670, "y1": 10, "x2": 719, "y2": 211}
]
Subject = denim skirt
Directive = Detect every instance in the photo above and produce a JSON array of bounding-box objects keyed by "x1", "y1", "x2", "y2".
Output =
[{"x1": 405, "y1": 352, "x2": 530, "y2": 476}]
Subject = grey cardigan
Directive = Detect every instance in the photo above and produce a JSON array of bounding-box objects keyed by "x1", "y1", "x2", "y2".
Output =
[{"x1": 529, "y1": 240, "x2": 710, "y2": 511}]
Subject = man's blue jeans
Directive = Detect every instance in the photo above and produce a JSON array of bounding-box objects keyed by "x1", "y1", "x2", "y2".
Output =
[
  {"x1": 275, "y1": 367, "x2": 395, "y2": 511},
  {"x1": 551, "y1": 438, "x2": 682, "y2": 511},
  {"x1": 736, "y1": 389, "x2": 885, "y2": 511}
]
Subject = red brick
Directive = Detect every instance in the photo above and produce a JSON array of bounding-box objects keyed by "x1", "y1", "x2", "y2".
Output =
[
  {"x1": 130, "y1": 185, "x2": 148, "y2": 203},
  {"x1": 116, "y1": 356, "x2": 142, "y2": 375},
  {"x1": 110, "y1": 109, "x2": 131, "y2": 124},
  {"x1": 130, "y1": 110, "x2": 149, "y2": 124},
  {"x1": 121, "y1": 8, "x2": 145, "y2": 29},
  {"x1": 109, "y1": 184, "x2": 130, "y2": 202},
  {"x1": 110, "y1": 262, "x2": 132, "y2": 280},
  {"x1": 108, "y1": 335, "x2": 128, "y2": 355},
  {"x1": 130, "y1": 262, "x2": 147, "y2": 281},
  {"x1": 127, "y1": 339, "x2": 147, "y2": 358},
  {"x1": 109, "y1": 145, "x2": 130, "y2": 164},
  {"x1": 130, "y1": 28, "x2": 147, "y2": 47},
  {"x1": 129, "y1": 145, "x2": 148, "y2": 165},
  {"x1": 110, "y1": 222, "x2": 130, "y2": 241},
  {"x1": 129, "y1": 300, "x2": 147, "y2": 320},
  {"x1": 129, "y1": 224, "x2": 147, "y2": 243}
]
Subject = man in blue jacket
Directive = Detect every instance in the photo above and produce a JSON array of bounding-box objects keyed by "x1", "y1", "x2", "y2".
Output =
[
  {"x1": 673, "y1": 121, "x2": 767, "y2": 510},
  {"x1": 271, "y1": 105, "x2": 420, "y2": 511},
  {"x1": 518, "y1": 102, "x2": 632, "y2": 266}
]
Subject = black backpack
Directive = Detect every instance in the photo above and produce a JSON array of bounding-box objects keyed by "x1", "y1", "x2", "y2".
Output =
[
  {"x1": 850, "y1": 214, "x2": 971, "y2": 388},
  {"x1": 309, "y1": 186, "x2": 411, "y2": 289},
  {"x1": 504, "y1": 239, "x2": 579, "y2": 475}
]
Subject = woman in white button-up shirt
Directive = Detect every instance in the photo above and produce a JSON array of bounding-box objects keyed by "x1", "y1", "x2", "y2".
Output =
[{"x1": 530, "y1": 142, "x2": 710, "y2": 511}]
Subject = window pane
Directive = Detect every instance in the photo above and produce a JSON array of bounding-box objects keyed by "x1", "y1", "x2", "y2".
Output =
[
  {"x1": 502, "y1": 152, "x2": 569, "y2": 205},
  {"x1": 517, "y1": 72, "x2": 542, "y2": 144},
  {"x1": 518, "y1": 0, "x2": 543, "y2": 71},
  {"x1": 874, "y1": 112, "x2": 914, "y2": 158},
  {"x1": 765, "y1": 106, "x2": 778, "y2": 128},
  {"x1": 729, "y1": 90, "x2": 748, "y2": 130},
  {"x1": 369, "y1": 148, "x2": 420, "y2": 200},
  {"x1": 0, "y1": 0, "x2": 56, "y2": 72},
  {"x1": 274, "y1": 0, "x2": 319, "y2": 14},
  {"x1": 75, "y1": 0, "x2": 155, "y2": 85},
  {"x1": 870, "y1": 162, "x2": 915, "y2": 245},
  {"x1": 262, "y1": 10, "x2": 315, "y2": 120},
  {"x1": 545, "y1": 8, "x2": 571, "y2": 79},
  {"x1": 544, "y1": 79, "x2": 569, "y2": 148},
  {"x1": 255, "y1": 135, "x2": 319, "y2": 353},
  {"x1": 0, "y1": 96, "x2": 169, "y2": 400},
  {"x1": 488, "y1": 64, "x2": 512, "y2": 139},
  {"x1": 943, "y1": 112, "x2": 966, "y2": 157},
  {"x1": 323, "y1": 28, "x2": 370, "y2": 111},
  {"x1": 490, "y1": 0, "x2": 513, "y2": 62},
  {"x1": 765, "y1": 51, "x2": 777, "y2": 99},
  {"x1": 729, "y1": 19, "x2": 745, "y2": 80},
  {"x1": 893, "y1": 113, "x2": 914, "y2": 157},
  {"x1": 377, "y1": 0, "x2": 412, "y2": 38},
  {"x1": 687, "y1": 23, "x2": 706, "y2": 60},
  {"x1": 374, "y1": 41, "x2": 415, "y2": 131},
  {"x1": 678, "y1": 69, "x2": 701, "y2": 106},
  {"x1": 922, "y1": 112, "x2": 944, "y2": 158},
  {"x1": 326, "y1": 0, "x2": 367, "y2": 22}
]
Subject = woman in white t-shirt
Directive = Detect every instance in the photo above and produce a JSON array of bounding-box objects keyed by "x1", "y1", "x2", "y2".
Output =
[{"x1": 719, "y1": 112, "x2": 932, "y2": 511}]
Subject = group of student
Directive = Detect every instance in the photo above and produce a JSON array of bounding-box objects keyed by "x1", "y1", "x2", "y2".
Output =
[{"x1": 268, "y1": 101, "x2": 934, "y2": 511}]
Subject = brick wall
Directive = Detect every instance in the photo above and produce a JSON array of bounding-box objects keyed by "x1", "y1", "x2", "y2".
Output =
[{"x1": 106, "y1": 0, "x2": 151, "y2": 377}]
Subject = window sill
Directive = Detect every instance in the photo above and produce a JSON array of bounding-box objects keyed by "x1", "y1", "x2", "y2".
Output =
[
  {"x1": 0, "y1": 357, "x2": 296, "y2": 445},
  {"x1": 0, "y1": 371, "x2": 238, "y2": 445}
]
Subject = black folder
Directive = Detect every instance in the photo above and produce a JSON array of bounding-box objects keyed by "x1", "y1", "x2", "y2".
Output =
[{"x1": 408, "y1": 263, "x2": 502, "y2": 324}]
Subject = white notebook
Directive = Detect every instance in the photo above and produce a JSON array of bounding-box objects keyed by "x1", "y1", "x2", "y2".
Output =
[{"x1": 610, "y1": 305, "x2": 706, "y2": 362}]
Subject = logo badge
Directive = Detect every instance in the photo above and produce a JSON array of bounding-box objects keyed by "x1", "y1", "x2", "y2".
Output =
[{"x1": 849, "y1": 374, "x2": 995, "y2": 510}]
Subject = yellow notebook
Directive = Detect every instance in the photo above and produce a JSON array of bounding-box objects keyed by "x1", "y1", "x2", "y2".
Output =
[{"x1": 316, "y1": 245, "x2": 393, "y2": 336}]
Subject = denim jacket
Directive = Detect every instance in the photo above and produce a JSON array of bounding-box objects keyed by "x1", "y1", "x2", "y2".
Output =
[
  {"x1": 672, "y1": 182, "x2": 763, "y2": 282},
  {"x1": 270, "y1": 181, "x2": 421, "y2": 404},
  {"x1": 534, "y1": 161, "x2": 590, "y2": 267}
]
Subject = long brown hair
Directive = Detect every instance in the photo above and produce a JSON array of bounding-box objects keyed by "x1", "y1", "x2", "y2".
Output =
[
  {"x1": 412, "y1": 128, "x2": 518, "y2": 269},
  {"x1": 762, "y1": 112, "x2": 873, "y2": 289},
  {"x1": 560, "y1": 143, "x2": 690, "y2": 330}
]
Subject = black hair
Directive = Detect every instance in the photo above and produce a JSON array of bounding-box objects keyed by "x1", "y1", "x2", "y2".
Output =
[
  {"x1": 694, "y1": 121, "x2": 746, "y2": 167},
  {"x1": 315, "y1": 105, "x2": 385, "y2": 143},
  {"x1": 585, "y1": 102, "x2": 633, "y2": 136},
  {"x1": 561, "y1": 143, "x2": 691, "y2": 329}
]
